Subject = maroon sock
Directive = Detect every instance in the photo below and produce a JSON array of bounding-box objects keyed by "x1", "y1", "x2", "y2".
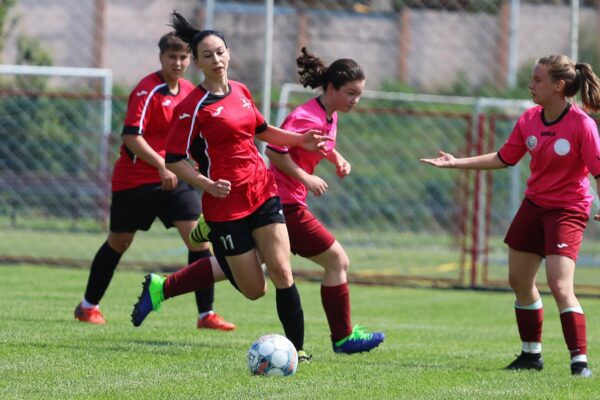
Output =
[
  {"x1": 163, "y1": 257, "x2": 214, "y2": 299},
  {"x1": 560, "y1": 311, "x2": 587, "y2": 357},
  {"x1": 515, "y1": 307, "x2": 543, "y2": 343},
  {"x1": 321, "y1": 283, "x2": 352, "y2": 342}
]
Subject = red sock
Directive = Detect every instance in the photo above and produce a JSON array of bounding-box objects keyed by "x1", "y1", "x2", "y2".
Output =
[
  {"x1": 163, "y1": 258, "x2": 214, "y2": 299},
  {"x1": 560, "y1": 311, "x2": 587, "y2": 357},
  {"x1": 515, "y1": 307, "x2": 543, "y2": 343},
  {"x1": 321, "y1": 283, "x2": 352, "y2": 342}
]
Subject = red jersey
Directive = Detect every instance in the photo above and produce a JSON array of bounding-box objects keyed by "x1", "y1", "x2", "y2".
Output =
[
  {"x1": 267, "y1": 97, "x2": 338, "y2": 206},
  {"x1": 165, "y1": 80, "x2": 276, "y2": 222},
  {"x1": 112, "y1": 72, "x2": 195, "y2": 191},
  {"x1": 498, "y1": 103, "x2": 600, "y2": 213}
]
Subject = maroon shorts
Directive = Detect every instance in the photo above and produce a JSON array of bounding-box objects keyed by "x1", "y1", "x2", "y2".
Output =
[
  {"x1": 504, "y1": 198, "x2": 588, "y2": 261},
  {"x1": 283, "y1": 204, "x2": 335, "y2": 258}
]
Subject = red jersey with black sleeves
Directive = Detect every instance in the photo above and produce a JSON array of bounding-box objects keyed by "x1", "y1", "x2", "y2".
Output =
[
  {"x1": 498, "y1": 103, "x2": 600, "y2": 213},
  {"x1": 165, "y1": 80, "x2": 276, "y2": 222},
  {"x1": 112, "y1": 72, "x2": 195, "y2": 191}
]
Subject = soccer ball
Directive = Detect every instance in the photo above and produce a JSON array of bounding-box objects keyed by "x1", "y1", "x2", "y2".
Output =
[{"x1": 247, "y1": 334, "x2": 298, "y2": 376}]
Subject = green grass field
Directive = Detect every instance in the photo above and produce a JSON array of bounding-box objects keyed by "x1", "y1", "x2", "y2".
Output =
[{"x1": 1, "y1": 265, "x2": 600, "y2": 399}]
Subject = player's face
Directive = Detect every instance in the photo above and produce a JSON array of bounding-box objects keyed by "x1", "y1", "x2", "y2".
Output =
[
  {"x1": 528, "y1": 63, "x2": 563, "y2": 106},
  {"x1": 328, "y1": 79, "x2": 365, "y2": 113},
  {"x1": 159, "y1": 49, "x2": 191, "y2": 83},
  {"x1": 195, "y1": 36, "x2": 229, "y2": 81}
]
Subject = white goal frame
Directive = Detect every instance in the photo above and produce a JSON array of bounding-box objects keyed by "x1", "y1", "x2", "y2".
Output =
[{"x1": 0, "y1": 64, "x2": 113, "y2": 176}]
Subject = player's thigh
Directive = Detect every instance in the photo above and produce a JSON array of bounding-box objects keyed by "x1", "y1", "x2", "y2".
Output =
[
  {"x1": 507, "y1": 246, "x2": 543, "y2": 287},
  {"x1": 308, "y1": 240, "x2": 349, "y2": 273},
  {"x1": 545, "y1": 255, "x2": 576, "y2": 296},
  {"x1": 225, "y1": 250, "x2": 266, "y2": 300},
  {"x1": 252, "y1": 222, "x2": 293, "y2": 287}
]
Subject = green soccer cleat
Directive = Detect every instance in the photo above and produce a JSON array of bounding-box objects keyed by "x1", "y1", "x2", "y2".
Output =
[
  {"x1": 131, "y1": 273, "x2": 166, "y2": 327},
  {"x1": 189, "y1": 213, "x2": 212, "y2": 245},
  {"x1": 332, "y1": 325, "x2": 385, "y2": 354}
]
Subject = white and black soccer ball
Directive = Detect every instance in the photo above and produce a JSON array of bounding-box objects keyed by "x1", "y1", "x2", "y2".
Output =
[{"x1": 247, "y1": 334, "x2": 298, "y2": 376}]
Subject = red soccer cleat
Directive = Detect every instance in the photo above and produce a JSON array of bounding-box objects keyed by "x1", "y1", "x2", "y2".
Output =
[
  {"x1": 74, "y1": 303, "x2": 106, "y2": 325},
  {"x1": 197, "y1": 312, "x2": 235, "y2": 331}
]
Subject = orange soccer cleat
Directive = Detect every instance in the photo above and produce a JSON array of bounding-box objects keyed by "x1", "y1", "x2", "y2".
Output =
[
  {"x1": 197, "y1": 312, "x2": 235, "y2": 331},
  {"x1": 74, "y1": 303, "x2": 106, "y2": 325}
]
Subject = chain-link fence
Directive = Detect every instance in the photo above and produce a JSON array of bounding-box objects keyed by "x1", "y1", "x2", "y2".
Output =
[{"x1": 1, "y1": 0, "x2": 600, "y2": 293}]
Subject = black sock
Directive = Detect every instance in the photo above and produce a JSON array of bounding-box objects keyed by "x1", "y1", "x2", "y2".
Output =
[
  {"x1": 276, "y1": 283, "x2": 305, "y2": 351},
  {"x1": 190, "y1": 249, "x2": 214, "y2": 314},
  {"x1": 83, "y1": 241, "x2": 123, "y2": 305}
]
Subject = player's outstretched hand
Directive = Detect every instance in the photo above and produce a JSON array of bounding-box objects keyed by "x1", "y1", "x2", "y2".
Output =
[
  {"x1": 301, "y1": 129, "x2": 333, "y2": 156},
  {"x1": 594, "y1": 212, "x2": 600, "y2": 221},
  {"x1": 420, "y1": 151, "x2": 457, "y2": 168}
]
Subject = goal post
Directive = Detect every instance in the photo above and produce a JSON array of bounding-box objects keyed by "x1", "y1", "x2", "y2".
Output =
[
  {"x1": 0, "y1": 65, "x2": 113, "y2": 175},
  {"x1": 276, "y1": 83, "x2": 535, "y2": 288}
]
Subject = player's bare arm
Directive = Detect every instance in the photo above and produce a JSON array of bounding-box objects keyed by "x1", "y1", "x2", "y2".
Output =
[
  {"x1": 258, "y1": 125, "x2": 332, "y2": 155},
  {"x1": 266, "y1": 148, "x2": 328, "y2": 196},
  {"x1": 420, "y1": 150, "x2": 506, "y2": 170},
  {"x1": 123, "y1": 134, "x2": 178, "y2": 190},
  {"x1": 326, "y1": 149, "x2": 351, "y2": 178},
  {"x1": 166, "y1": 159, "x2": 231, "y2": 198}
]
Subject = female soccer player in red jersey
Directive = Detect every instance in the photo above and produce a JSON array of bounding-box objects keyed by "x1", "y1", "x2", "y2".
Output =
[
  {"x1": 265, "y1": 48, "x2": 384, "y2": 354},
  {"x1": 131, "y1": 12, "x2": 329, "y2": 360},
  {"x1": 74, "y1": 32, "x2": 234, "y2": 331},
  {"x1": 421, "y1": 54, "x2": 600, "y2": 377}
]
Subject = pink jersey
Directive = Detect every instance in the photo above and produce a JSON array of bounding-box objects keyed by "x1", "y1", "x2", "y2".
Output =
[
  {"x1": 498, "y1": 104, "x2": 600, "y2": 213},
  {"x1": 267, "y1": 98, "x2": 338, "y2": 206}
]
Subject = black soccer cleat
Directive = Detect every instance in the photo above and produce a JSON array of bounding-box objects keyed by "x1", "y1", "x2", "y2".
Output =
[
  {"x1": 504, "y1": 351, "x2": 544, "y2": 371},
  {"x1": 571, "y1": 362, "x2": 593, "y2": 377}
]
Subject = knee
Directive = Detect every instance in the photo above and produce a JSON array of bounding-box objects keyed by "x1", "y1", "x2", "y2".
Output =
[
  {"x1": 242, "y1": 286, "x2": 267, "y2": 301},
  {"x1": 106, "y1": 237, "x2": 132, "y2": 254},
  {"x1": 266, "y1": 264, "x2": 293, "y2": 286},
  {"x1": 548, "y1": 279, "x2": 572, "y2": 300},
  {"x1": 508, "y1": 274, "x2": 532, "y2": 294}
]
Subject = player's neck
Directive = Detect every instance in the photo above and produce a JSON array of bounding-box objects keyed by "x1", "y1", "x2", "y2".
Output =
[
  {"x1": 202, "y1": 77, "x2": 229, "y2": 95},
  {"x1": 158, "y1": 71, "x2": 180, "y2": 94},
  {"x1": 318, "y1": 95, "x2": 335, "y2": 119},
  {"x1": 542, "y1": 98, "x2": 569, "y2": 123}
]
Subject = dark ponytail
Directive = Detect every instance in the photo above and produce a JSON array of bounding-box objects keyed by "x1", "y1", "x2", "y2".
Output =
[
  {"x1": 169, "y1": 11, "x2": 227, "y2": 60},
  {"x1": 296, "y1": 47, "x2": 364, "y2": 91}
]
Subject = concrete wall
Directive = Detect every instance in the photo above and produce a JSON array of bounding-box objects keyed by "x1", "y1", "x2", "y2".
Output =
[{"x1": 4, "y1": 1, "x2": 599, "y2": 94}]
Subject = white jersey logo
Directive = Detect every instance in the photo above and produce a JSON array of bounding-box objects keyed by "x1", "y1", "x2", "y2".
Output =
[
  {"x1": 212, "y1": 106, "x2": 224, "y2": 117},
  {"x1": 136, "y1": 90, "x2": 148, "y2": 97},
  {"x1": 554, "y1": 138, "x2": 570, "y2": 156},
  {"x1": 162, "y1": 99, "x2": 172, "y2": 106},
  {"x1": 526, "y1": 135, "x2": 537, "y2": 151},
  {"x1": 557, "y1": 243, "x2": 569, "y2": 249},
  {"x1": 179, "y1": 113, "x2": 191, "y2": 120},
  {"x1": 240, "y1": 97, "x2": 252, "y2": 109}
]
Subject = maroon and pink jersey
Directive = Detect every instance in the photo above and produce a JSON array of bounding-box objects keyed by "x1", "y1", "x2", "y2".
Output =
[
  {"x1": 498, "y1": 104, "x2": 600, "y2": 213},
  {"x1": 112, "y1": 72, "x2": 195, "y2": 191},
  {"x1": 165, "y1": 80, "x2": 276, "y2": 222},
  {"x1": 267, "y1": 98, "x2": 338, "y2": 206}
]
